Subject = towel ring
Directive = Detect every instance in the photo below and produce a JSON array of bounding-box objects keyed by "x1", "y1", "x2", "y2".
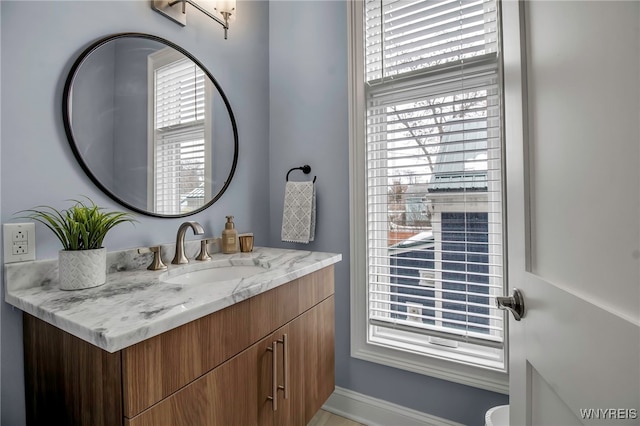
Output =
[{"x1": 286, "y1": 165, "x2": 316, "y2": 183}]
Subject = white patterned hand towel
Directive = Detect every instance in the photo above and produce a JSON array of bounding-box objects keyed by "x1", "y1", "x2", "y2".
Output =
[{"x1": 281, "y1": 181, "x2": 316, "y2": 244}]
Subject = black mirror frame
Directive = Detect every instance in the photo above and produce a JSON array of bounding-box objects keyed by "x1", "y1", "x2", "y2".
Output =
[{"x1": 62, "y1": 32, "x2": 239, "y2": 218}]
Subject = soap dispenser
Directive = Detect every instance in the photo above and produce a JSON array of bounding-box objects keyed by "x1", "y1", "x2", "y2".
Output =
[{"x1": 221, "y1": 215, "x2": 239, "y2": 254}]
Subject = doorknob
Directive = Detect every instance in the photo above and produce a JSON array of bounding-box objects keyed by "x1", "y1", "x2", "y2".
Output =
[{"x1": 496, "y1": 288, "x2": 525, "y2": 321}]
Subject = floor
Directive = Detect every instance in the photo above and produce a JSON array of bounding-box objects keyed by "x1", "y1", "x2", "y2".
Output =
[{"x1": 307, "y1": 410, "x2": 366, "y2": 426}]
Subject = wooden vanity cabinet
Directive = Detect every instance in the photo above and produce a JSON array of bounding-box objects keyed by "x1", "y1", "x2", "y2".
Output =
[
  {"x1": 126, "y1": 297, "x2": 334, "y2": 426},
  {"x1": 23, "y1": 266, "x2": 335, "y2": 426}
]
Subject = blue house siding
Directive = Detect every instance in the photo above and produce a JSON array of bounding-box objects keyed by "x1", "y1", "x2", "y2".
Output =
[
  {"x1": 390, "y1": 212, "x2": 490, "y2": 334},
  {"x1": 441, "y1": 212, "x2": 490, "y2": 333},
  {"x1": 390, "y1": 242, "x2": 436, "y2": 324}
]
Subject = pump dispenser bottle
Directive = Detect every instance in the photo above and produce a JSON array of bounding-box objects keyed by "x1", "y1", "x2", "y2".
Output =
[{"x1": 221, "y1": 215, "x2": 239, "y2": 254}]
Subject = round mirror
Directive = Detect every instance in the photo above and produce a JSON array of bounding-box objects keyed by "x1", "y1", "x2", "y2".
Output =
[{"x1": 63, "y1": 33, "x2": 238, "y2": 217}]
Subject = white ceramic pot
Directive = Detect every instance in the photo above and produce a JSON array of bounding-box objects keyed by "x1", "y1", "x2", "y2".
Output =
[{"x1": 58, "y1": 248, "x2": 107, "y2": 290}]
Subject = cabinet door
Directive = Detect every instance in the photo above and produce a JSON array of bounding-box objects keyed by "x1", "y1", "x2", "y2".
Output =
[
  {"x1": 126, "y1": 334, "x2": 276, "y2": 426},
  {"x1": 274, "y1": 296, "x2": 335, "y2": 426},
  {"x1": 273, "y1": 322, "x2": 304, "y2": 426},
  {"x1": 301, "y1": 296, "x2": 335, "y2": 423}
]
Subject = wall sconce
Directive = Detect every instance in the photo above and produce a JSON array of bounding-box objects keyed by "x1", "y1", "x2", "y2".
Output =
[{"x1": 152, "y1": 0, "x2": 236, "y2": 39}]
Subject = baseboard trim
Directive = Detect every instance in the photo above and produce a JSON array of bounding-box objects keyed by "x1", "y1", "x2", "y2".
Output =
[{"x1": 322, "y1": 386, "x2": 465, "y2": 426}]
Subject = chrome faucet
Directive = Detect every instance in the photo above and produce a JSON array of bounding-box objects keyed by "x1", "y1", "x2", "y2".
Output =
[{"x1": 172, "y1": 221, "x2": 205, "y2": 264}]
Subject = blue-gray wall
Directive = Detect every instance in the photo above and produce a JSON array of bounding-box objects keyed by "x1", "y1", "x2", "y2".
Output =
[
  {"x1": 268, "y1": 2, "x2": 508, "y2": 425},
  {"x1": 0, "y1": 2, "x2": 269, "y2": 424},
  {"x1": 1, "y1": 1, "x2": 507, "y2": 425}
]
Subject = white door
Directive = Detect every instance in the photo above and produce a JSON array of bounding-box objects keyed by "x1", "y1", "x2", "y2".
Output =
[{"x1": 502, "y1": 1, "x2": 640, "y2": 425}]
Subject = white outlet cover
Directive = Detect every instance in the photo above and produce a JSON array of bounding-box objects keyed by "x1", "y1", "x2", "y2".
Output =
[
  {"x1": 406, "y1": 302, "x2": 423, "y2": 322},
  {"x1": 3, "y1": 223, "x2": 36, "y2": 263}
]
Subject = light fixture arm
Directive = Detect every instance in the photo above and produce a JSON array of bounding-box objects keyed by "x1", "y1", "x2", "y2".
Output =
[
  {"x1": 219, "y1": 11, "x2": 231, "y2": 39},
  {"x1": 153, "y1": 0, "x2": 231, "y2": 39}
]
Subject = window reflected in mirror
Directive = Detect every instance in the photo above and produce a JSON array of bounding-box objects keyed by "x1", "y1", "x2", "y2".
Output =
[
  {"x1": 63, "y1": 33, "x2": 238, "y2": 218},
  {"x1": 150, "y1": 48, "x2": 212, "y2": 214}
]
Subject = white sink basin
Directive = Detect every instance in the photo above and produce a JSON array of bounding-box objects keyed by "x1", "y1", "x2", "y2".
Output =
[{"x1": 162, "y1": 265, "x2": 268, "y2": 285}]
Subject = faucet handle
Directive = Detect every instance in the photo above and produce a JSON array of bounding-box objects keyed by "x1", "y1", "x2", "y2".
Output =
[
  {"x1": 196, "y1": 238, "x2": 214, "y2": 261},
  {"x1": 138, "y1": 246, "x2": 167, "y2": 271}
]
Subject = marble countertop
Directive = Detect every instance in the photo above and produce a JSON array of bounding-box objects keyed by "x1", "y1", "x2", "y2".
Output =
[{"x1": 4, "y1": 246, "x2": 341, "y2": 353}]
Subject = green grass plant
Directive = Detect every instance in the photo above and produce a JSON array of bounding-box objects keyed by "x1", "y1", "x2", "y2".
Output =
[{"x1": 18, "y1": 198, "x2": 137, "y2": 251}]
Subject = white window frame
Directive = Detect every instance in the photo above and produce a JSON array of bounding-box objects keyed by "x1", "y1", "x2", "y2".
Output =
[
  {"x1": 147, "y1": 48, "x2": 213, "y2": 214},
  {"x1": 348, "y1": 0, "x2": 508, "y2": 394}
]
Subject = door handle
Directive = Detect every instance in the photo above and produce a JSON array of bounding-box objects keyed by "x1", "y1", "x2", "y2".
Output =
[
  {"x1": 266, "y1": 341, "x2": 278, "y2": 411},
  {"x1": 496, "y1": 288, "x2": 525, "y2": 321},
  {"x1": 277, "y1": 334, "x2": 289, "y2": 400}
]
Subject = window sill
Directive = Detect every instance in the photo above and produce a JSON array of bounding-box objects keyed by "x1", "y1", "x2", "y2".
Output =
[{"x1": 351, "y1": 329, "x2": 509, "y2": 394}]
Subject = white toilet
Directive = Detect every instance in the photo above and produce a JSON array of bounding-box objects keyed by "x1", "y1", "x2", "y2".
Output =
[{"x1": 485, "y1": 405, "x2": 509, "y2": 426}]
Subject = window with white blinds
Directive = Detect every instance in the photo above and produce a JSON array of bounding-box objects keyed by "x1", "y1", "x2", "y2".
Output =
[
  {"x1": 363, "y1": 0, "x2": 505, "y2": 366},
  {"x1": 152, "y1": 54, "x2": 209, "y2": 215}
]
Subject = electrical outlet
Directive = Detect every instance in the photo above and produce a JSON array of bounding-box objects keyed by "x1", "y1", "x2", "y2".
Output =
[
  {"x1": 406, "y1": 303, "x2": 423, "y2": 322},
  {"x1": 12, "y1": 243, "x2": 28, "y2": 255},
  {"x1": 12, "y1": 229, "x2": 28, "y2": 242},
  {"x1": 4, "y1": 223, "x2": 36, "y2": 263}
]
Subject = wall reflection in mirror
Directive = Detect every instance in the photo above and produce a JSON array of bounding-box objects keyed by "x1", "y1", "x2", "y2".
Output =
[{"x1": 64, "y1": 33, "x2": 238, "y2": 217}]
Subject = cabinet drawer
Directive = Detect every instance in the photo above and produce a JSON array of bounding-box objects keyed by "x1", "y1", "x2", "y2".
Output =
[
  {"x1": 125, "y1": 331, "x2": 272, "y2": 426},
  {"x1": 122, "y1": 266, "x2": 334, "y2": 417}
]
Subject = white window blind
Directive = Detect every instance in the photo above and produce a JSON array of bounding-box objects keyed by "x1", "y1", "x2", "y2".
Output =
[
  {"x1": 365, "y1": 0, "x2": 498, "y2": 82},
  {"x1": 153, "y1": 57, "x2": 207, "y2": 215},
  {"x1": 364, "y1": 0, "x2": 504, "y2": 358}
]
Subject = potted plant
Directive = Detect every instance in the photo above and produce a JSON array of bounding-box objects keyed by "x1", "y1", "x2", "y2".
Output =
[{"x1": 20, "y1": 198, "x2": 136, "y2": 290}]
